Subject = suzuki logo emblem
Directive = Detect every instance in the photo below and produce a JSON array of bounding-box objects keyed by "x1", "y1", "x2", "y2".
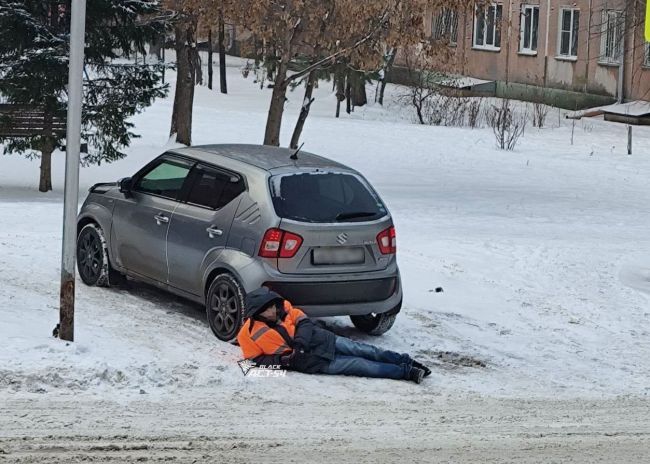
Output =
[{"x1": 336, "y1": 233, "x2": 348, "y2": 245}]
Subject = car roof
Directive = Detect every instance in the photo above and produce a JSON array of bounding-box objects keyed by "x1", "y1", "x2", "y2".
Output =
[{"x1": 171, "y1": 144, "x2": 351, "y2": 172}]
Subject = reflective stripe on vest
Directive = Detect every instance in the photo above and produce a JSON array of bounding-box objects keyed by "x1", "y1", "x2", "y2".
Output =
[
  {"x1": 272, "y1": 344, "x2": 291, "y2": 355},
  {"x1": 251, "y1": 326, "x2": 270, "y2": 341}
]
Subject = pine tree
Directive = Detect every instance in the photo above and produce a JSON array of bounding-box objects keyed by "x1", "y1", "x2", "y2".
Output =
[{"x1": 0, "y1": 0, "x2": 168, "y2": 192}]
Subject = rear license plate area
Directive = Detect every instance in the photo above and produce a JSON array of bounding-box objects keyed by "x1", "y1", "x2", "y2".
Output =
[{"x1": 312, "y1": 247, "x2": 365, "y2": 265}]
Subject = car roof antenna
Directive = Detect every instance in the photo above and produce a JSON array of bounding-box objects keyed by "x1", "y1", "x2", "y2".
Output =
[{"x1": 290, "y1": 142, "x2": 304, "y2": 161}]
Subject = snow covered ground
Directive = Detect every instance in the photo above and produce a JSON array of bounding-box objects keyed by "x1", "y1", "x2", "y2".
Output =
[{"x1": 2, "y1": 56, "x2": 650, "y2": 461}]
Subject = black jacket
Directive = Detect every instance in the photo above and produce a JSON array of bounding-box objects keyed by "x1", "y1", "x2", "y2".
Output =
[
  {"x1": 290, "y1": 317, "x2": 336, "y2": 373},
  {"x1": 251, "y1": 311, "x2": 336, "y2": 374}
]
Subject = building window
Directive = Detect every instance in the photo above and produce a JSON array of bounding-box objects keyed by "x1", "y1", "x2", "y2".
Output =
[
  {"x1": 474, "y1": 3, "x2": 502, "y2": 50},
  {"x1": 599, "y1": 10, "x2": 624, "y2": 64},
  {"x1": 558, "y1": 8, "x2": 580, "y2": 58},
  {"x1": 520, "y1": 5, "x2": 540, "y2": 54},
  {"x1": 432, "y1": 8, "x2": 458, "y2": 46}
]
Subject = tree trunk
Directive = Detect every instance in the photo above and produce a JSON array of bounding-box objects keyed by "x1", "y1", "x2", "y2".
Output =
[
  {"x1": 413, "y1": 93, "x2": 425, "y2": 125},
  {"x1": 290, "y1": 70, "x2": 317, "y2": 149},
  {"x1": 335, "y1": 65, "x2": 345, "y2": 118},
  {"x1": 39, "y1": 111, "x2": 54, "y2": 192},
  {"x1": 263, "y1": 60, "x2": 288, "y2": 146},
  {"x1": 194, "y1": 46, "x2": 202, "y2": 85},
  {"x1": 345, "y1": 68, "x2": 352, "y2": 114},
  {"x1": 170, "y1": 21, "x2": 196, "y2": 146},
  {"x1": 38, "y1": 140, "x2": 54, "y2": 192},
  {"x1": 378, "y1": 48, "x2": 396, "y2": 106},
  {"x1": 207, "y1": 28, "x2": 213, "y2": 90},
  {"x1": 350, "y1": 71, "x2": 367, "y2": 107},
  {"x1": 266, "y1": 56, "x2": 275, "y2": 82},
  {"x1": 218, "y1": 10, "x2": 227, "y2": 94},
  {"x1": 150, "y1": 35, "x2": 164, "y2": 61}
]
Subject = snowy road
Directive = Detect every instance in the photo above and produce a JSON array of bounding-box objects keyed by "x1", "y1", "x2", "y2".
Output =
[
  {"x1": 2, "y1": 63, "x2": 650, "y2": 461},
  {"x1": 3, "y1": 394, "x2": 650, "y2": 463}
]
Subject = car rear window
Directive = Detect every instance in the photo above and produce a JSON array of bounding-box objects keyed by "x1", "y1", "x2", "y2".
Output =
[{"x1": 269, "y1": 172, "x2": 387, "y2": 223}]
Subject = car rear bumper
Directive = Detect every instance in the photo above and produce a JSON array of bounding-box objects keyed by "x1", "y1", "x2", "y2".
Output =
[
  {"x1": 236, "y1": 258, "x2": 402, "y2": 317},
  {"x1": 262, "y1": 274, "x2": 402, "y2": 317}
]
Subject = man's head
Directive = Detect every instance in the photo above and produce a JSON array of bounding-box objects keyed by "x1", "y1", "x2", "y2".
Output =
[
  {"x1": 243, "y1": 287, "x2": 284, "y2": 323},
  {"x1": 257, "y1": 300, "x2": 280, "y2": 322}
]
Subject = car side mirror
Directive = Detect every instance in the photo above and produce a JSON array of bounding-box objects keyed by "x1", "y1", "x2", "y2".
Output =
[{"x1": 118, "y1": 177, "x2": 133, "y2": 196}]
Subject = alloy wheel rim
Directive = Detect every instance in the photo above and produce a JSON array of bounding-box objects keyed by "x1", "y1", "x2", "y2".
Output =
[
  {"x1": 210, "y1": 282, "x2": 239, "y2": 336},
  {"x1": 78, "y1": 232, "x2": 101, "y2": 281}
]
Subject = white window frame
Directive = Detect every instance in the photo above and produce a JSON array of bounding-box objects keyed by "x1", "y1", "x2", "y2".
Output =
[
  {"x1": 599, "y1": 10, "x2": 624, "y2": 65},
  {"x1": 473, "y1": 3, "x2": 503, "y2": 51},
  {"x1": 557, "y1": 8, "x2": 580, "y2": 59},
  {"x1": 519, "y1": 4, "x2": 540, "y2": 54},
  {"x1": 432, "y1": 8, "x2": 459, "y2": 46}
]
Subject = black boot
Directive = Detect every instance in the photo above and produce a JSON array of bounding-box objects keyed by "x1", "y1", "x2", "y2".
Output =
[
  {"x1": 408, "y1": 367, "x2": 425, "y2": 384},
  {"x1": 411, "y1": 360, "x2": 432, "y2": 377}
]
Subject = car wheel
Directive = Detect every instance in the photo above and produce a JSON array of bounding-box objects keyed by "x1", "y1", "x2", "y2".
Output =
[
  {"x1": 350, "y1": 312, "x2": 397, "y2": 335},
  {"x1": 77, "y1": 223, "x2": 111, "y2": 287},
  {"x1": 206, "y1": 273, "x2": 245, "y2": 342}
]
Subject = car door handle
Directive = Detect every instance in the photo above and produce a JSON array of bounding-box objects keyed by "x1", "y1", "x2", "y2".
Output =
[
  {"x1": 154, "y1": 213, "x2": 169, "y2": 225},
  {"x1": 206, "y1": 226, "x2": 223, "y2": 238}
]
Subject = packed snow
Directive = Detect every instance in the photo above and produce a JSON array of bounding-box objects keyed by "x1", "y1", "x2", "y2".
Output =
[{"x1": 1, "y1": 55, "x2": 650, "y2": 408}]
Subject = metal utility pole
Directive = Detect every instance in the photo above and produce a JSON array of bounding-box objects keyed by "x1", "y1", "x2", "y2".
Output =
[{"x1": 59, "y1": 0, "x2": 87, "y2": 342}]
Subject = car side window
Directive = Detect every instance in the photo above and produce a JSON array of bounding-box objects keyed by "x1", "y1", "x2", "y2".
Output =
[
  {"x1": 186, "y1": 166, "x2": 246, "y2": 210},
  {"x1": 134, "y1": 160, "x2": 191, "y2": 200}
]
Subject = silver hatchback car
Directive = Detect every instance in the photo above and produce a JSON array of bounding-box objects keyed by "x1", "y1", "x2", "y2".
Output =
[{"x1": 77, "y1": 144, "x2": 402, "y2": 341}]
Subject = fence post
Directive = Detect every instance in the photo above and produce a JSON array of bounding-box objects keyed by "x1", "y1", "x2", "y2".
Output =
[{"x1": 627, "y1": 125, "x2": 632, "y2": 155}]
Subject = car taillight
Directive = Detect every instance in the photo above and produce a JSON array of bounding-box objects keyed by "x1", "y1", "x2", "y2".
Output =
[
  {"x1": 376, "y1": 226, "x2": 396, "y2": 255},
  {"x1": 259, "y1": 228, "x2": 303, "y2": 259}
]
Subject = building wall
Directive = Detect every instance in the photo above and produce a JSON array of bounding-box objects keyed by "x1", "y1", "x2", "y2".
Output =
[
  {"x1": 401, "y1": 0, "x2": 649, "y2": 107},
  {"x1": 625, "y1": 3, "x2": 650, "y2": 101}
]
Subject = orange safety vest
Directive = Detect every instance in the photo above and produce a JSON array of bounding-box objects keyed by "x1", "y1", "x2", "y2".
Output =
[{"x1": 237, "y1": 300, "x2": 307, "y2": 360}]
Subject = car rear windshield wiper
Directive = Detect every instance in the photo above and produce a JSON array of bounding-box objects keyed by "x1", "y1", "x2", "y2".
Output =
[{"x1": 335, "y1": 211, "x2": 377, "y2": 221}]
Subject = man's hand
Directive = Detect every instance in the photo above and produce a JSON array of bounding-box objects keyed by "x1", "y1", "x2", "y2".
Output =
[
  {"x1": 280, "y1": 346, "x2": 309, "y2": 369},
  {"x1": 292, "y1": 339, "x2": 307, "y2": 352},
  {"x1": 280, "y1": 351, "x2": 296, "y2": 368}
]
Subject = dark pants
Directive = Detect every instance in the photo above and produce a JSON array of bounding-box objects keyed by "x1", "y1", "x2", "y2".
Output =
[{"x1": 319, "y1": 336, "x2": 412, "y2": 380}]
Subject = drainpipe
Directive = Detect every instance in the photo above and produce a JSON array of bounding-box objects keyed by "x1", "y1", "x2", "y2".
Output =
[
  {"x1": 585, "y1": 0, "x2": 592, "y2": 94},
  {"x1": 543, "y1": 0, "x2": 551, "y2": 88},
  {"x1": 505, "y1": 0, "x2": 513, "y2": 85},
  {"x1": 629, "y1": 0, "x2": 638, "y2": 99},
  {"x1": 617, "y1": 10, "x2": 626, "y2": 103}
]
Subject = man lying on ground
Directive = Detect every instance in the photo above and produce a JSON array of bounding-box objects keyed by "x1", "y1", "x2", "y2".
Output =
[{"x1": 237, "y1": 287, "x2": 431, "y2": 383}]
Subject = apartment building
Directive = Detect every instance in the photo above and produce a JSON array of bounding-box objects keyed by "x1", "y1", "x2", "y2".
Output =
[{"x1": 399, "y1": 1, "x2": 650, "y2": 108}]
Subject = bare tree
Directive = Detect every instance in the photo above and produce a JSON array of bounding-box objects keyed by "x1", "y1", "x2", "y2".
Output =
[
  {"x1": 487, "y1": 99, "x2": 527, "y2": 151},
  {"x1": 467, "y1": 98, "x2": 483, "y2": 128},
  {"x1": 377, "y1": 47, "x2": 397, "y2": 106},
  {"x1": 532, "y1": 97, "x2": 549, "y2": 128},
  {"x1": 227, "y1": 0, "x2": 468, "y2": 147},
  {"x1": 217, "y1": 7, "x2": 227, "y2": 94},
  {"x1": 164, "y1": 1, "x2": 201, "y2": 145}
]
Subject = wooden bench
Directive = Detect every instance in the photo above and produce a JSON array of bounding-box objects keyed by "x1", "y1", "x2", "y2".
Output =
[{"x1": 0, "y1": 104, "x2": 66, "y2": 137}]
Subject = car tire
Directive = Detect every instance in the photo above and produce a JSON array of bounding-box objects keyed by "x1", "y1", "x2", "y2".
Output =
[
  {"x1": 350, "y1": 312, "x2": 397, "y2": 336},
  {"x1": 206, "y1": 273, "x2": 245, "y2": 342},
  {"x1": 76, "y1": 223, "x2": 113, "y2": 287}
]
